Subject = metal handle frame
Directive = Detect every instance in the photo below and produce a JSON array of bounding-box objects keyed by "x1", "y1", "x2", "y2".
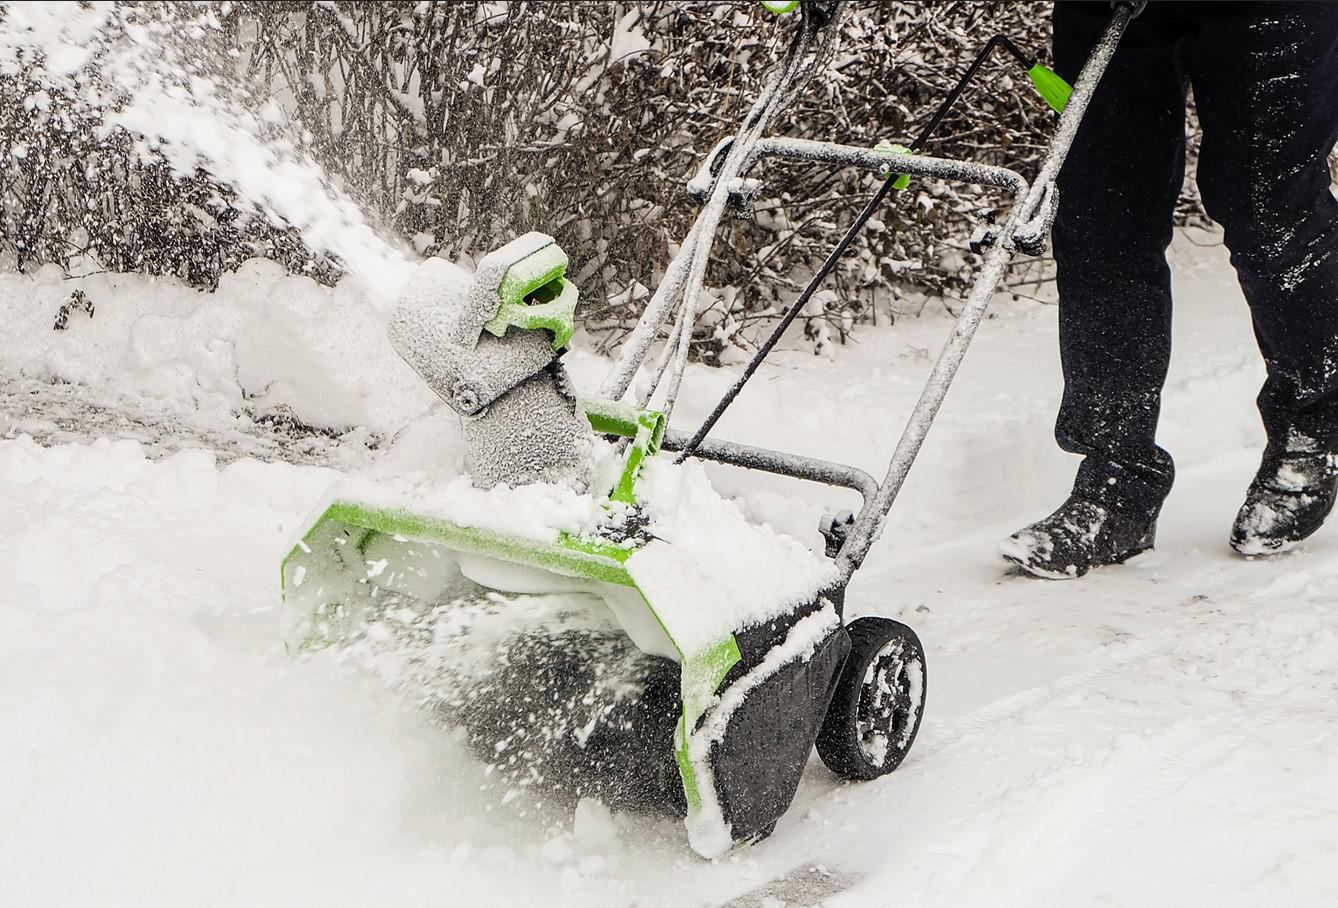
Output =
[
  {"x1": 835, "y1": 5, "x2": 1133, "y2": 577},
  {"x1": 659, "y1": 6, "x2": 1133, "y2": 580}
]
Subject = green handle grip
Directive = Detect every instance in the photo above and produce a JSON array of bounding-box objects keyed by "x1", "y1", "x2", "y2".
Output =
[{"x1": 1028, "y1": 63, "x2": 1073, "y2": 113}]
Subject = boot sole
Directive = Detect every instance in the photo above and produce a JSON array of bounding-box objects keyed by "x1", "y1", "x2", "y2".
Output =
[{"x1": 1001, "y1": 530, "x2": 1156, "y2": 581}]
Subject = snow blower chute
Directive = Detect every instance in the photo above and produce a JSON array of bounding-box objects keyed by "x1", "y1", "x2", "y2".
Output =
[{"x1": 282, "y1": 0, "x2": 1139, "y2": 858}]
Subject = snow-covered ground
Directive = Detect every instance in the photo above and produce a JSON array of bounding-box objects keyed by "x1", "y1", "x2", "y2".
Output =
[{"x1": 2, "y1": 233, "x2": 1336, "y2": 907}]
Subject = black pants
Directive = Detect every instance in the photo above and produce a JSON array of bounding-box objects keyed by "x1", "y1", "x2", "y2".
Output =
[{"x1": 1052, "y1": 1, "x2": 1338, "y2": 520}]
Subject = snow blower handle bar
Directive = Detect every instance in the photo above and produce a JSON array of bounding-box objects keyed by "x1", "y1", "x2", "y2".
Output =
[
  {"x1": 598, "y1": 0, "x2": 841, "y2": 410},
  {"x1": 660, "y1": 429, "x2": 880, "y2": 503},
  {"x1": 834, "y1": 3, "x2": 1136, "y2": 577},
  {"x1": 675, "y1": 23, "x2": 1072, "y2": 464}
]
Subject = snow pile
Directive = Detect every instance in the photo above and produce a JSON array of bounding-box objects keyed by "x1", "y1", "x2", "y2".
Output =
[
  {"x1": 0, "y1": 263, "x2": 436, "y2": 433},
  {"x1": 6, "y1": 234, "x2": 1338, "y2": 905}
]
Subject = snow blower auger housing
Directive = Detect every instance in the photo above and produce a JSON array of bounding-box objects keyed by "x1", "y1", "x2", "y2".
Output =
[{"x1": 282, "y1": 0, "x2": 1138, "y2": 859}]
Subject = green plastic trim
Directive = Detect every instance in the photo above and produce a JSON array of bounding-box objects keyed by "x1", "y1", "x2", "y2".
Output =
[
  {"x1": 581, "y1": 396, "x2": 651, "y2": 439},
  {"x1": 483, "y1": 243, "x2": 578, "y2": 349},
  {"x1": 674, "y1": 636, "x2": 742, "y2": 811},
  {"x1": 611, "y1": 410, "x2": 665, "y2": 504},
  {"x1": 554, "y1": 530, "x2": 635, "y2": 563},
  {"x1": 759, "y1": 0, "x2": 800, "y2": 13},
  {"x1": 580, "y1": 397, "x2": 667, "y2": 506},
  {"x1": 1028, "y1": 63, "x2": 1072, "y2": 113},
  {"x1": 874, "y1": 139, "x2": 913, "y2": 191},
  {"x1": 282, "y1": 500, "x2": 637, "y2": 591}
]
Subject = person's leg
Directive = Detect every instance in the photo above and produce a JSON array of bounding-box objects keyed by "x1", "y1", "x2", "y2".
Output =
[
  {"x1": 1051, "y1": 1, "x2": 1191, "y2": 522},
  {"x1": 1003, "y1": 3, "x2": 1191, "y2": 578},
  {"x1": 1190, "y1": 2, "x2": 1338, "y2": 453},
  {"x1": 1189, "y1": 1, "x2": 1338, "y2": 553}
]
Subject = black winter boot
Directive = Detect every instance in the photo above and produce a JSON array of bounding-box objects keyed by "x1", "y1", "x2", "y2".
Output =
[
  {"x1": 1230, "y1": 451, "x2": 1338, "y2": 556},
  {"x1": 1000, "y1": 496, "x2": 1157, "y2": 579}
]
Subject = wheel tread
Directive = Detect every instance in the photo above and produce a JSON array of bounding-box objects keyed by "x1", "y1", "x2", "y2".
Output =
[{"x1": 816, "y1": 616, "x2": 926, "y2": 781}]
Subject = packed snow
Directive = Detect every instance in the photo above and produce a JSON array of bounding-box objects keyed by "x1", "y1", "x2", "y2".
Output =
[{"x1": 3, "y1": 233, "x2": 1338, "y2": 906}]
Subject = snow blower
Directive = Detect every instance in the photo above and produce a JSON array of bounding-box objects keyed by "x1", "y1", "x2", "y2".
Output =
[{"x1": 281, "y1": 0, "x2": 1139, "y2": 858}]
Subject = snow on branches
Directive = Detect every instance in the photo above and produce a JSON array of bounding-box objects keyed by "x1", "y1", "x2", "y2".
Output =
[{"x1": 2, "y1": 1, "x2": 1210, "y2": 356}]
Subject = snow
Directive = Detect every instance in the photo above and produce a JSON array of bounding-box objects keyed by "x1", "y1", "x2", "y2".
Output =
[
  {"x1": 0, "y1": 262, "x2": 437, "y2": 434},
  {"x1": 0, "y1": 2, "x2": 416, "y2": 304},
  {"x1": 629, "y1": 457, "x2": 839, "y2": 655},
  {"x1": 858, "y1": 639, "x2": 923, "y2": 766},
  {"x1": 331, "y1": 469, "x2": 607, "y2": 544},
  {"x1": 609, "y1": 11, "x2": 651, "y2": 64},
  {"x1": 573, "y1": 797, "x2": 622, "y2": 853},
  {"x1": 4, "y1": 232, "x2": 1338, "y2": 905}
]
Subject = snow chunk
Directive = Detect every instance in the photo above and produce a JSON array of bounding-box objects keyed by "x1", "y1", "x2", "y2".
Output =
[
  {"x1": 627, "y1": 457, "x2": 838, "y2": 655},
  {"x1": 573, "y1": 798, "x2": 620, "y2": 854}
]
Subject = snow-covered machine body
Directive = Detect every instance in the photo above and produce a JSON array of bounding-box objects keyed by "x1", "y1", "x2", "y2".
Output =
[
  {"x1": 282, "y1": 0, "x2": 1136, "y2": 859},
  {"x1": 282, "y1": 235, "x2": 863, "y2": 853}
]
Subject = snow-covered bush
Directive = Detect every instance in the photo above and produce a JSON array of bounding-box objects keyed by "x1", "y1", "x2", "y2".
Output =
[
  {"x1": 0, "y1": 1, "x2": 1212, "y2": 356},
  {"x1": 0, "y1": 45, "x2": 335, "y2": 286},
  {"x1": 230, "y1": 0, "x2": 1073, "y2": 353}
]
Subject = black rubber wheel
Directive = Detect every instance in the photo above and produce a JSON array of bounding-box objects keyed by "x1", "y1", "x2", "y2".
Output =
[{"x1": 816, "y1": 616, "x2": 927, "y2": 781}]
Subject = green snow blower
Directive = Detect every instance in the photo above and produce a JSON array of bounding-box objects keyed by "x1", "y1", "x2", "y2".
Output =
[{"x1": 282, "y1": 0, "x2": 1139, "y2": 858}]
